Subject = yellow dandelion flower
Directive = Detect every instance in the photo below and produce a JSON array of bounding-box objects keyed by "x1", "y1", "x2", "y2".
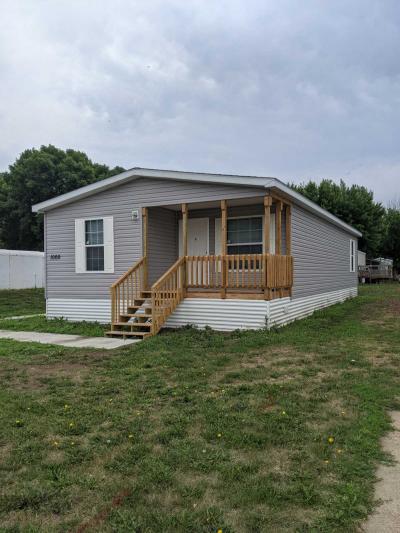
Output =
[
  {"x1": 53, "y1": 441, "x2": 59, "y2": 447},
  {"x1": 324, "y1": 460, "x2": 329, "y2": 464},
  {"x1": 71, "y1": 441, "x2": 75, "y2": 446},
  {"x1": 128, "y1": 434, "x2": 133, "y2": 439},
  {"x1": 64, "y1": 404, "x2": 69, "y2": 410},
  {"x1": 217, "y1": 529, "x2": 223, "y2": 533},
  {"x1": 69, "y1": 422, "x2": 74, "y2": 428},
  {"x1": 337, "y1": 448, "x2": 343, "y2": 454},
  {"x1": 217, "y1": 433, "x2": 222, "y2": 438},
  {"x1": 282, "y1": 411, "x2": 286, "y2": 415},
  {"x1": 328, "y1": 436, "x2": 334, "y2": 444}
]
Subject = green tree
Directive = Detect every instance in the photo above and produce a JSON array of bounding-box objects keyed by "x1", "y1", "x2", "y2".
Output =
[
  {"x1": 290, "y1": 179, "x2": 385, "y2": 257},
  {"x1": 0, "y1": 145, "x2": 124, "y2": 251},
  {"x1": 382, "y1": 207, "x2": 400, "y2": 270}
]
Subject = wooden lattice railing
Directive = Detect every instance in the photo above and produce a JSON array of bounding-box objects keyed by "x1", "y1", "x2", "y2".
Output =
[
  {"x1": 110, "y1": 257, "x2": 147, "y2": 324},
  {"x1": 151, "y1": 257, "x2": 186, "y2": 335}
]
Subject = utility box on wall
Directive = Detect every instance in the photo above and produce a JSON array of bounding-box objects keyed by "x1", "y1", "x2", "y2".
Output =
[{"x1": 0, "y1": 249, "x2": 45, "y2": 289}]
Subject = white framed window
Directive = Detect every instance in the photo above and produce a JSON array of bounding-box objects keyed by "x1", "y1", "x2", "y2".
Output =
[
  {"x1": 350, "y1": 239, "x2": 356, "y2": 273},
  {"x1": 227, "y1": 216, "x2": 263, "y2": 254},
  {"x1": 215, "y1": 214, "x2": 276, "y2": 254},
  {"x1": 75, "y1": 217, "x2": 114, "y2": 273}
]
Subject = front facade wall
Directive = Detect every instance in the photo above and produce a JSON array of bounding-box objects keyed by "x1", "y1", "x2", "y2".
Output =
[
  {"x1": 45, "y1": 177, "x2": 265, "y2": 299},
  {"x1": 291, "y1": 205, "x2": 358, "y2": 299}
]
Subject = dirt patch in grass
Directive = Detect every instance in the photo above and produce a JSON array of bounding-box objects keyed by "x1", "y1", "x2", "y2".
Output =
[
  {"x1": 211, "y1": 347, "x2": 303, "y2": 384},
  {"x1": 233, "y1": 446, "x2": 293, "y2": 477},
  {"x1": 8, "y1": 362, "x2": 90, "y2": 390}
]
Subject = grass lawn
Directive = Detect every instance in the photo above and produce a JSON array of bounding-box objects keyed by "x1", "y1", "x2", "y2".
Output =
[
  {"x1": 0, "y1": 288, "x2": 45, "y2": 318},
  {"x1": 0, "y1": 315, "x2": 107, "y2": 337},
  {"x1": 0, "y1": 284, "x2": 399, "y2": 532}
]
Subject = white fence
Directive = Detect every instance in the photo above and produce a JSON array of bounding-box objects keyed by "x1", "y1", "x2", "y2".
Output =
[{"x1": 0, "y1": 249, "x2": 45, "y2": 289}]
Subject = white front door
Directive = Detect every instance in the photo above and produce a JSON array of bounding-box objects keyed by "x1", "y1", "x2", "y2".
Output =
[{"x1": 178, "y1": 217, "x2": 209, "y2": 256}]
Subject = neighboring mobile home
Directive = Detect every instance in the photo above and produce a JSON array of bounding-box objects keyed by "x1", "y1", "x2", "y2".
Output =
[{"x1": 32, "y1": 168, "x2": 361, "y2": 338}]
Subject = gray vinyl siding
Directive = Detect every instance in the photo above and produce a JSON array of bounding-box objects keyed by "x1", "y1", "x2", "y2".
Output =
[
  {"x1": 291, "y1": 204, "x2": 357, "y2": 299},
  {"x1": 43, "y1": 212, "x2": 48, "y2": 298},
  {"x1": 148, "y1": 207, "x2": 178, "y2": 283},
  {"x1": 45, "y1": 177, "x2": 265, "y2": 298}
]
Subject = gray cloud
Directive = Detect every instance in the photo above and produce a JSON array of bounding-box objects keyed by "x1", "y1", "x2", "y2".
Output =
[{"x1": 0, "y1": 0, "x2": 399, "y2": 203}]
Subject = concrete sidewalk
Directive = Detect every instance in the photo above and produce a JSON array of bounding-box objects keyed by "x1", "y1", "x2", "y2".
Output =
[
  {"x1": 0, "y1": 329, "x2": 138, "y2": 349},
  {"x1": 364, "y1": 411, "x2": 400, "y2": 532}
]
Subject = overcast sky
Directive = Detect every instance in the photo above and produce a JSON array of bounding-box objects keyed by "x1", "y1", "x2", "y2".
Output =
[{"x1": 1, "y1": 1, "x2": 399, "y2": 204}]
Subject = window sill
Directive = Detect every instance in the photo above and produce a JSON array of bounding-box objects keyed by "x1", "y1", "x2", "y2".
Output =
[{"x1": 77, "y1": 271, "x2": 113, "y2": 274}]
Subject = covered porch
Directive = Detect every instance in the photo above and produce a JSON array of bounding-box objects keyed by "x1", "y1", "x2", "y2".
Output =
[
  {"x1": 147, "y1": 194, "x2": 292, "y2": 297},
  {"x1": 108, "y1": 192, "x2": 293, "y2": 338}
]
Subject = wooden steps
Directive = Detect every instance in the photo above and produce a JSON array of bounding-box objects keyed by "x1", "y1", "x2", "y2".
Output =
[
  {"x1": 112, "y1": 321, "x2": 151, "y2": 328},
  {"x1": 106, "y1": 289, "x2": 153, "y2": 340},
  {"x1": 106, "y1": 330, "x2": 151, "y2": 338}
]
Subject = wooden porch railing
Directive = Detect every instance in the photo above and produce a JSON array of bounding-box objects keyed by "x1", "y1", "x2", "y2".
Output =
[
  {"x1": 151, "y1": 256, "x2": 186, "y2": 335},
  {"x1": 185, "y1": 254, "x2": 293, "y2": 294},
  {"x1": 110, "y1": 257, "x2": 147, "y2": 324}
]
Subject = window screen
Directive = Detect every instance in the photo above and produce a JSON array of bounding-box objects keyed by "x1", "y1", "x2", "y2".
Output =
[
  {"x1": 85, "y1": 219, "x2": 104, "y2": 271},
  {"x1": 227, "y1": 217, "x2": 263, "y2": 254}
]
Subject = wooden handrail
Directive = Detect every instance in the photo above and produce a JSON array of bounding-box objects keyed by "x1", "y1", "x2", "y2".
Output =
[
  {"x1": 151, "y1": 257, "x2": 186, "y2": 335},
  {"x1": 110, "y1": 256, "x2": 146, "y2": 324},
  {"x1": 110, "y1": 257, "x2": 146, "y2": 288},
  {"x1": 152, "y1": 256, "x2": 185, "y2": 289}
]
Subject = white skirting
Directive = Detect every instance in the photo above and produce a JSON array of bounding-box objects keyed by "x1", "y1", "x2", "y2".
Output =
[
  {"x1": 46, "y1": 298, "x2": 111, "y2": 323},
  {"x1": 165, "y1": 287, "x2": 358, "y2": 331},
  {"x1": 46, "y1": 286, "x2": 358, "y2": 330}
]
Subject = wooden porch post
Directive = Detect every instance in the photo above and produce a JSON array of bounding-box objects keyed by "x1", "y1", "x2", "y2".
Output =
[
  {"x1": 285, "y1": 204, "x2": 291, "y2": 256},
  {"x1": 182, "y1": 203, "x2": 188, "y2": 294},
  {"x1": 142, "y1": 207, "x2": 148, "y2": 289},
  {"x1": 275, "y1": 201, "x2": 282, "y2": 255},
  {"x1": 221, "y1": 200, "x2": 227, "y2": 298},
  {"x1": 182, "y1": 203, "x2": 188, "y2": 257},
  {"x1": 263, "y1": 195, "x2": 272, "y2": 300}
]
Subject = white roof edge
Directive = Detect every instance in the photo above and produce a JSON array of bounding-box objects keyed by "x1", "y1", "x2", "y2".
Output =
[
  {"x1": 32, "y1": 167, "x2": 361, "y2": 237},
  {"x1": 270, "y1": 180, "x2": 362, "y2": 237},
  {"x1": 32, "y1": 167, "x2": 141, "y2": 213}
]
